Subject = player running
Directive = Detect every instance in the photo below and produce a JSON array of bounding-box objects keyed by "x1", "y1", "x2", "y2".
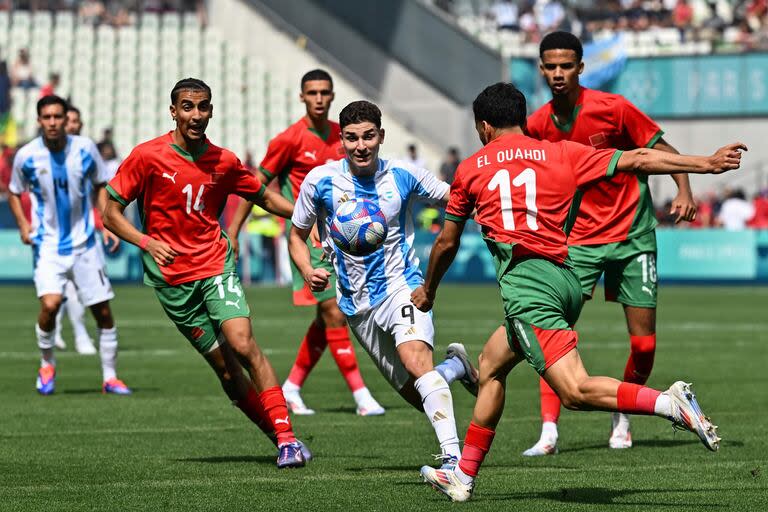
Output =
[
  {"x1": 8, "y1": 95, "x2": 131, "y2": 396},
  {"x1": 289, "y1": 100, "x2": 479, "y2": 468},
  {"x1": 50, "y1": 104, "x2": 99, "y2": 355},
  {"x1": 414, "y1": 83, "x2": 741, "y2": 501},
  {"x1": 102, "y1": 78, "x2": 307, "y2": 468},
  {"x1": 228, "y1": 69, "x2": 384, "y2": 416},
  {"x1": 512, "y1": 31, "x2": 699, "y2": 455}
]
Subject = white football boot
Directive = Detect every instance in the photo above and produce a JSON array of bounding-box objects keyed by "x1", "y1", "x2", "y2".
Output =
[
  {"x1": 609, "y1": 412, "x2": 633, "y2": 449},
  {"x1": 420, "y1": 465, "x2": 474, "y2": 502},
  {"x1": 282, "y1": 385, "x2": 316, "y2": 416},
  {"x1": 665, "y1": 381, "x2": 720, "y2": 451}
]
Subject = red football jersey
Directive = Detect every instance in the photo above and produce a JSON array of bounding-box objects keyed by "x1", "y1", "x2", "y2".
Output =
[
  {"x1": 107, "y1": 133, "x2": 266, "y2": 286},
  {"x1": 446, "y1": 133, "x2": 620, "y2": 264},
  {"x1": 526, "y1": 87, "x2": 662, "y2": 245},
  {"x1": 260, "y1": 117, "x2": 344, "y2": 201}
]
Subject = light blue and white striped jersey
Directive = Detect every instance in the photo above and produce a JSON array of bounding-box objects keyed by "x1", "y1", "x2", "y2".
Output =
[
  {"x1": 9, "y1": 135, "x2": 109, "y2": 256},
  {"x1": 293, "y1": 158, "x2": 449, "y2": 316}
]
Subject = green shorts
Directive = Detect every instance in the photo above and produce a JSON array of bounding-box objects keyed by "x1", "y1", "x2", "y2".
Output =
[
  {"x1": 155, "y1": 271, "x2": 250, "y2": 353},
  {"x1": 486, "y1": 240, "x2": 582, "y2": 375},
  {"x1": 568, "y1": 230, "x2": 658, "y2": 308},
  {"x1": 286, "y1": 218, "x2": 336, "y2": 306}
]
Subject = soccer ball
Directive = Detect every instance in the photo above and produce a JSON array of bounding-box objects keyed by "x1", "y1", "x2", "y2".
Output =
[{"x1": 329, "y1": 198, "x2": 388, "y2": 256}]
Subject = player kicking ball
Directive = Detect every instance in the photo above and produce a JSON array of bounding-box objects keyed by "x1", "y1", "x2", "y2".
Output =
[
  {"x1": 289, "y1": 100, "x2": 478, "y2": 467},
  {"x1": 103, "y1": 78, "x2": 307, "y2": 468},
  {"x1": 8, "y1": 95, "x2": 130, "y2": 396},
  {"x1": 413, "y1": 83, "x2": 741, "y2": 501}
]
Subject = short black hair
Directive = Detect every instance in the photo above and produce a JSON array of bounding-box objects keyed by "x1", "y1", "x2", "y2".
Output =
[
  {"x1": 170, "y1": 78, "x2": 211, "y2": 104},
  {"x1": 37, "y1": 95, "x2": 68, "y2": 116},
  {"x1": 301, "y1": 69, "x2": 333, "y2": 89},
  {"x1": 540, "y1": 31, "x2": 583, "y2": 61},
  {"x1": 66, "y1": 105, "x2": 81, "y2": 116},
  {"x1": 339, "y1": 100, "x2": 382, "y2": 129},
  {"x1": 472, "y1": 82, "x2": 526, "y2": 129}
]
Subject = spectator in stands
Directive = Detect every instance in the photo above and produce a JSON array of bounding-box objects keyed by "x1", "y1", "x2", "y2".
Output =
[
  {"x1": 537, "y1": 0, "x2": 566, "y2": 33},
  {"x1": 403, "y1": 143, "x2": 427, "y2": 169},
  {"x1": 98, "y1": 127, "x2": 115, "y2": 152},
  {"x1": 717, "y1": 188, "x2": 755, "y2": 230},
  {"x1": 439, "y1": 146, "x2": 460, "y2": 184},
  {"x1": 79, "y1": 0, "x2": 107, "y2": 26},
  {"x1": 491, "y1": 0, "x2": 519, "y2": 30},
  {"x1": 39, "y1": 72, "x2": 60, "y2": 98},
  {"x1": 10, "y1": 48, "x2": 37, "y2": 90},
  {"x1": 748, "y1": 189, "x2": 768, "y2": 228},
  {"x1": 673, "y1": 0, "x2": 694, "y2": 40},
  {"x1": 97, "y1": 140, "x2": 120, "y2": 178}
]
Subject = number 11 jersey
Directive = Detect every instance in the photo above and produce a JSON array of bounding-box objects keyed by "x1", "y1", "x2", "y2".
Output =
[
  {"x1": 445, "y1": 133, "x2": 621, "y2": 264},
  {"x1": 107, "y1": 132, "x2": 266, "y2": 287}
]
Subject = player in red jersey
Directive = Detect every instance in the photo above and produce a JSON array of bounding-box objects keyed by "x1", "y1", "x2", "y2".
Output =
[
  {"x1": 414, "y1": 83, "x2": 742, "y2": 501},
  {"x1": 228, "y1": 69, "x2": 384, "y2": 416},
  {"x1": 504, "y1": 31, "x2": 698, "y2": 454},
  {"x1": 102, "y1": 78, "x2": 309, "y2": 468}
]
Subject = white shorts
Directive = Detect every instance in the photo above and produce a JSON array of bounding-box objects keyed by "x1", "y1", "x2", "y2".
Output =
[
  {"x1": 347, "y1": 286, "x2": 434, "y2": 390},
  {"x1": 34, "y1": 243, "x2": 114, "y2": 307}
]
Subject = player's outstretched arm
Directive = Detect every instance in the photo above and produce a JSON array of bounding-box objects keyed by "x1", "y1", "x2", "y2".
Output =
[
  {"x1": 288, "y1": 225, "x2": 329, "y2": 292},
  {"x1": 411, "y1": 219, "x2": 465, "y2": 312},
  {"x1": 7, "y1": 193, "x2": 32, "y2": 245},
  {"x1": 618, "y1": 143, "x2": 747, "y2": 175},
  {"x1": 251, "y1": 188, "x2": 294, "y2": 219},
  {"x1": 103, "y1": 199, "x2": 178, "y2": 267}
]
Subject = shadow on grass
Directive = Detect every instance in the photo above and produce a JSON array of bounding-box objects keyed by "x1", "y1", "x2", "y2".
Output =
[
  {"x1": 176, "y1": 455, "x2": 275, "y2": 464},
  {"x1": 479, "y1": 487, "x2": 730, "y2": 507},
  {"x1": 60, "y1": 387, "x2": 160, "y2": 395}
]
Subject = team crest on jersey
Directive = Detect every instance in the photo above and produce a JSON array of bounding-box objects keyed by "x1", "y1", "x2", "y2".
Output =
[
  {"x1": 190, "y1": 327, "x2": 206, "y2": 340},
  {"x1": 589, "y1": 132, "x2": 608, "y2": 148},
  {"x1": 381, "y1": 188, "x2": 395, "y2": 200}
]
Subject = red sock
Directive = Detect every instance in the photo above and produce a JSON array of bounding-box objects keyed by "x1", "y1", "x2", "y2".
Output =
[
  {"x1": 624, "y1": 334, "x2": 656, "y2": 385},
  {"x1": 616, "y1": 382, "x2": 661, "y2": 415},
  {"x1": 286, "y1": 321, "x2": 327, "y2": 387},
  {"x1": 458, "y1": 422, "x2": 495, "y2": 478},
  {"x1": 326, "y1": 326, "x2": 365, "y2": 392},
  {"x1": 540, "y1": 378, "x2": 561, "y2": 423},
  {"x1": 259, "y1": 386, "x2": 297, "y2": 445},
  {"x1": 235, "y1": 387, "x2": 277, "y2": 445}
]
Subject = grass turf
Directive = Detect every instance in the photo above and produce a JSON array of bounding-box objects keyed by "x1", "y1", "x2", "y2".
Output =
[{"x1": 0, "y1": 284, "x2": 766, "y2": 511}]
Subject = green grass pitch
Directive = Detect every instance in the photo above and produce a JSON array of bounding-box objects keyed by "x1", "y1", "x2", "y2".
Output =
[{"x1": 0, "y1": 284, "x2": 766, "y2": 511}]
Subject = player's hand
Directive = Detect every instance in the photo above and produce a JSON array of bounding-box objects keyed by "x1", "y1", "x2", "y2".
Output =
[
  {"x1": 670, "y1": 190, "x2": 697, "y2": 224},
  {"x1": 19, "y1": 225, "x2": 32, "y2": 245},
  {"x1": 146, "y1": 238, "x2": 178, "y2": 267},
  {"x1": 227, "y1": 231, "x2": 240, "y2": 261},
  {"x1": 304, "y1": 268, "x2": 330, "y2": 292},
  {"x1": 709, "y1": 143, "x2": 747, "y2": 174},
  {"x1": 410, "y1": 286, "x2": 434, "y2": 312},
  {"x1": 102, "y1": 228, "x2": 121, "y2": 252}
]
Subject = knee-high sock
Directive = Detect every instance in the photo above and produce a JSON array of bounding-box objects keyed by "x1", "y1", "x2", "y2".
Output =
[
  {"x1": 36, "y1": 324, "x2": 55, "y2": 366},
  {"x1": 616, "y1": 382, "x2": 661, "y2": 415},
  {"x1": 456, "y1": 422, "x2": 495, "y2": 482},
  {"x1": 235, "y1": 387, "x2": 278, "y2": 445},
  {"x1": 624, "y1": 334, "x2": 656, "y2": 385},
  {"x1": 434, "y1": 356, "x2": 466, "y2": 385},
  {"x1": 285, "y1": 321, "x2": 326, "y2": 388},
  {"x1": 414, "y1": 370, "x2": 460, "y2": 458},
  {"x1": 540, "y1": 377, "x2": 562, "y2": 424},
  {"x1": 326, "y1": 326, "x2": 365, "y2": 392},
  {"x1": 64, "y1": 282, "x2": 90, "y2": 343},
  {"x1": 98, "y1": 327, "x2": 118, "y2": 381},
  {"x1": 259, "y1": 386, "x2": 297, "y2": 445}
]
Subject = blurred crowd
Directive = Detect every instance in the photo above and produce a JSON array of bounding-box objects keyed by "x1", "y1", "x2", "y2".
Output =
[
  {"x1": 432, "y1": 0, "x2": 768, "y2": 51},
  {"x1": 0, "y1": 1, "x2": 207, "y2": 27},
  {"x1": 657, "y1": 187, "x2": 768, "y2": 229}
]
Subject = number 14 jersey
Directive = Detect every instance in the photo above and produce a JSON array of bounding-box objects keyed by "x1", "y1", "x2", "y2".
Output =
[
  {"x1": 107, "y1": 132, "x2": 265, "y2": 287},
  {"x1": 445, "y1": 133, "x2": 621, "y2": 264}
]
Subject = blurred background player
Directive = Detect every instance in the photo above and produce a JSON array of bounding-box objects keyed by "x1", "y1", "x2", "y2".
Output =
[
  {"x1": 290, "y1": 100, "x2": 479, "y2": 468},
  {"x1": 7, "y1": 95, "x2": 130, "y2": 396},
  {"x1": 103, "y1": 78, "x2": 308, "y2": 468},
  {"x1": 521, "y1": 31, "x2": 698, "y2": 455},
  {"x1": 228, "y1": 69, "x2": 384, "y2": 416},
  {"x1": 416, "y1": 83, "x2": 736, "y2": 501},
  {"x1": 51, "y1": 105, "x2": 99, "y2": 355}
]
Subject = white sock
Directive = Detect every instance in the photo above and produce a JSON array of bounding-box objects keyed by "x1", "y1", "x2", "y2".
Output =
[
  {"x1": 36, "y1": 323, "x2": 55, "y2": 366},
  {"x1": 454, "y1": 465, "x2": 474, "y2": 485},
  {"x1": 434, "y1": 356, "x2": 466, "y2": 385},
  {"x1": 65, "y1": 283, "x2": 90, "y2": 343},
  {"x1": 654, "y1": 393, "x2": 672, "y2": 417},
  {"x1": 414, "y1": 370, "x2": 460, "y2": 458},
  {"x1": 352, "y1": 387, "x2": 373, "y2": 406},
  {"x1": 542, "y1": 421, "x2": 558, "y2": 442},
  {"x1": 98, "y1": 327, "x2": 118, "y2": 381},
  {"x1": 282, "y1": 380, "x2": 300, "y2": 393}
]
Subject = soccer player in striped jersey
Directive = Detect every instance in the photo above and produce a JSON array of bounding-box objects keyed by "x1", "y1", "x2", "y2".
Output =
[
  {"x1": 102, "y1": 78, "x2": 308, "y2": 468},
  {"x1": 8, "y1": 95, "x2": 130, "y2": 395},
  {"x1": 228, "y1": 69, "x2": 384, "y2": 417},
  {"x1": 289, "y1": 100, "x2": 479, "y2": 468},
  {"x1": 415, "y1": 83, "x2": 738, "y2": 501}
]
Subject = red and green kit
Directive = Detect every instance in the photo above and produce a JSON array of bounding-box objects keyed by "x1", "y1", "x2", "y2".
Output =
[{"x1": 526, "y1": 87, "x2": 662, "y2": 246}]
